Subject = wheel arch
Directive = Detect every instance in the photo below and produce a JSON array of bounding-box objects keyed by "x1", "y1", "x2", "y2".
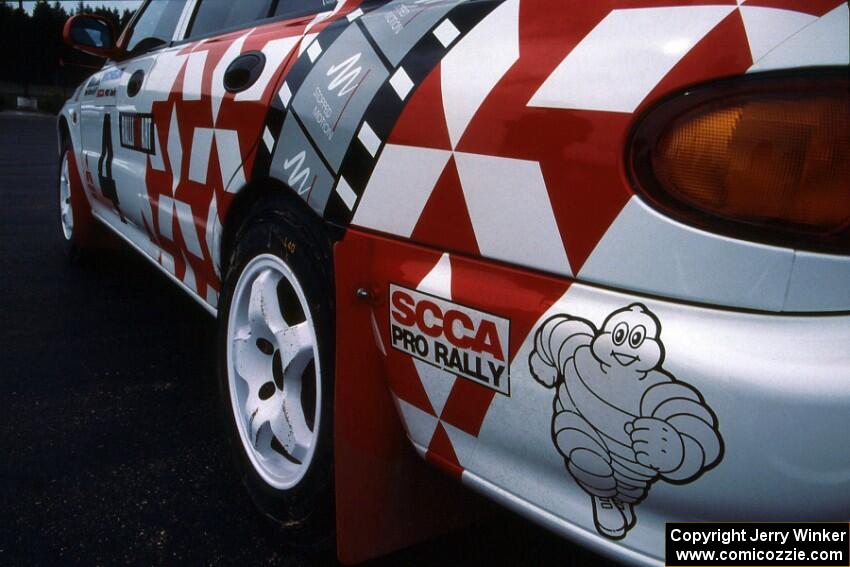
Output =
[
  {"x1": 57, "y1": 115, "x2": 71, "y2": 154},
  {"x1": 218, "y1": 177, "x2": 343, "y2": 281}
]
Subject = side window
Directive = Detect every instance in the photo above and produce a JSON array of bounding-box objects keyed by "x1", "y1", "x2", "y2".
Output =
[
  {"x1": 273, "y1": 0, "x2": 338, "y2": 20},
  {"x1": 188, "y1": 0, "x2": 274, "y2": 39},
  {"x1": 126, "y1": 0, "x2": 189, "y2": 56}
]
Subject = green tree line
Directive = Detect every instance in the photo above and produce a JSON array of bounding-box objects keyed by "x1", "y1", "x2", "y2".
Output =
[{"x1": 0, "y1": 1, "x2": 135, "y2": 89}]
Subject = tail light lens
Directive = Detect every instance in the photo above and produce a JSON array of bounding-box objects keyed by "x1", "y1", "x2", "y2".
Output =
[{"x1": 629, "y1": 70, "x2": 849, "y2": 254}]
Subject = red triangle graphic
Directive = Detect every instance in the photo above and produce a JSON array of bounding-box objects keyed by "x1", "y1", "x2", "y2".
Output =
[
  {"x1": 439, "y1": 379, "x2": 495, "y2": 438},
  {"x1": 388, "y1": 357, "x2": 437, "y2": 416},
  {"x1": 426, "y1": 423, "x2": 464, "y2": 479},
  {"x1": 388, "y1": 64, "x2": 452, "y2": 151},
  {"x1": 410, "y1": 156, "x2": 479, "y2": 257},
  {"x1": 643, "y1": 9, "x2": 752, "y2": 109}
]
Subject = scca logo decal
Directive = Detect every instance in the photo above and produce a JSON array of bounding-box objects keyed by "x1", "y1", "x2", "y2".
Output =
[{"x1": 389, "y1": 284, "x2": 511, "y2": 395}]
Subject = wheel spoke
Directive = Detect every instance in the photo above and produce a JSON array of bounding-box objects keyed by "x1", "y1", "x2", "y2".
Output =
[
  {"x1": 248, "y1": 269, "x2": 288, "y2": 335},
  {"x1": 233, "y1": 331, "x2": 270, "y2": 389},
  {"x1": 289, "y1": 438, "x2": 310, "y2": 463},
  {"x1": 269, "y1": 412, "x2": 297, "y2": 458},
  {"x1": 282, "y1": 378, "x2": 312, "y2": 460},
  {"x1": 253, "y1": 422, "x2": 276, "y2": 459},
  {"x1": 276, "y1": 322, "x2": 314, "y2": 377},
  {"x1": 248, "y1": 398, "x2": 280, "y2": 448}
]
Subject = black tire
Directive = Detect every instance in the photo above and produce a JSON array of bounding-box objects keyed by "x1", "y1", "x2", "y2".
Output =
[{"x1": 216, "y1": 192, "x2": 335, "y2": 547}]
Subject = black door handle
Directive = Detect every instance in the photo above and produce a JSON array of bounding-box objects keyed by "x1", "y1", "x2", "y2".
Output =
[{"x1": 223, "y1": 52, "x2": 266, "y2": 93}]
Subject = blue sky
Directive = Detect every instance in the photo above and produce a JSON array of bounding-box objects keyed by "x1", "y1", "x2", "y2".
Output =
[{"x1": 21, "y1": 1, "x2": 143, "y2": 14}]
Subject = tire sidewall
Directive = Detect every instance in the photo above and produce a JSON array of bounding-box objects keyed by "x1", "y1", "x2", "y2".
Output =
[{"x1": 216, "y1": 199, "x2": 335, "y2": 543}]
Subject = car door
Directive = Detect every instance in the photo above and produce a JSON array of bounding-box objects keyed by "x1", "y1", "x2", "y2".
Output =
[
  {"x1": 78, "y1": 60, "x2": 124, "y2": 221},
  {"x1": 110, "y1": 0, "x2": 192, "y2": 233},
  {"x1": 80, "y1": 0, "x2": 191, "y2": 249}
]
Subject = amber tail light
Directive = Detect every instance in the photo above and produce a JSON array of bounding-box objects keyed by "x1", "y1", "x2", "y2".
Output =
[{"x1": 629, "y1": 70, "x2": 849, "y2": 254}]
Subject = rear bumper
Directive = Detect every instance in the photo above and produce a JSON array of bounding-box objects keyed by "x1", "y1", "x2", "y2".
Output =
[{"x1": 472, "y1": 282, "x2": 850, "y2": 565}]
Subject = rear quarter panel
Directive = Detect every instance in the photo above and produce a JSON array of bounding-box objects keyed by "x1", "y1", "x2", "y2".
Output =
[
  {"x1": 270, "y1": 0, "x2": 847, "y2": 312},
  {"x1": 316, "y1": 1, "x2": 850, "y2": 564}
]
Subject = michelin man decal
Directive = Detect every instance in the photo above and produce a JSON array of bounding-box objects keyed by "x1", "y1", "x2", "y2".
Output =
[{"x1": 529, "y1": 304, "x2": 723, "y2": 540}]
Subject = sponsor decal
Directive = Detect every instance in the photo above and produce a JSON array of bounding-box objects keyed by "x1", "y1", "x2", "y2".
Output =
[
  {"x1": 84, "y1": 74, "x2": 102, "y2": 96},
  {"x1": 312, "y1": 85, "x2": 336, "y2": 141},
  {"x1": 362, "y1": 0, "x2": 464, "y2": 66},
  {"x1": 282, "y1": 150, "x2": 314, "y2": 194},
  {"x1": 389, "y1": 284, "x2": 510, "y2": 395},
  {"x1": 257, "y1": 0, "x2": 501, "y2": 222},
  {"x1": 270, "y1": 114, "x2": 335, "y2": 210},
  {"x1": 84, "y1": 68, "x2": 122, "y2": 96},
  {"x1": 384, "y1": 3, "x2": 413, "y2": 35},
  {"x1": 326, "y1": 53, "x2": 363, "y2": 98},
  {"x1": 529, "y1": 304, "x2": 723, "y2": 540},
  {"x1": 101, "y1": 67, "x2": 122, "y2": 82},
  {"x1": 290, "y1": 25, "x2": 390, "y2": 173},
  {"x1": 119, "y1": 113, "x2": 155, "y2": 154}
]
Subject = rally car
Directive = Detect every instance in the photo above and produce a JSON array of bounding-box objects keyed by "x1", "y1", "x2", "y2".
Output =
[{"x1": 58, "y1": 0, "x2": 850, "y2": 564}]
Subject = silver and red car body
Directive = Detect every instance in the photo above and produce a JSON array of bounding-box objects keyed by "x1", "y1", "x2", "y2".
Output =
[{"x1": 58, "y1": 0, "x2": 850, "y2": 564}]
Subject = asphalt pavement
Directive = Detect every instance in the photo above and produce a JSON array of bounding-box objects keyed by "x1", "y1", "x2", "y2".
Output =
[{"x1": 0, "y1": 111, "x2": 615, "y2": 566}]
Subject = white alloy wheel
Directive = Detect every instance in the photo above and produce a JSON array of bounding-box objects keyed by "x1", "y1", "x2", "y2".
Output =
[
  {"x1": 59, "y1": 154, "x2": 74, "y2": 240},
  {"x1": 226, "y1": 254, "x2": 321, "y2": 490}
]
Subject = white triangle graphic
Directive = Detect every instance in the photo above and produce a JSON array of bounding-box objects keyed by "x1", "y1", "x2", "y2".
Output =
[
  {"x1": 749, "y1": 4, "x2": 849, "y2": 72},
  {"x1": 413, "y1": 359, "x2": 456, "y2": 417},
  {"x1": 167, "y1": 106, "x2": 182, "y2": 195},
  {"x1": 417, "y1": 253, "x2": 452, "y2": 298},
  {"x1": 443, "y1": 422, "x2": 478, "y2": 468},
  {"x1": 395, "y1": 397, "x2": 439, "y2": 447},
  {"x1": 740, "y1": 6, "x2": 816, "y2": 63}
]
